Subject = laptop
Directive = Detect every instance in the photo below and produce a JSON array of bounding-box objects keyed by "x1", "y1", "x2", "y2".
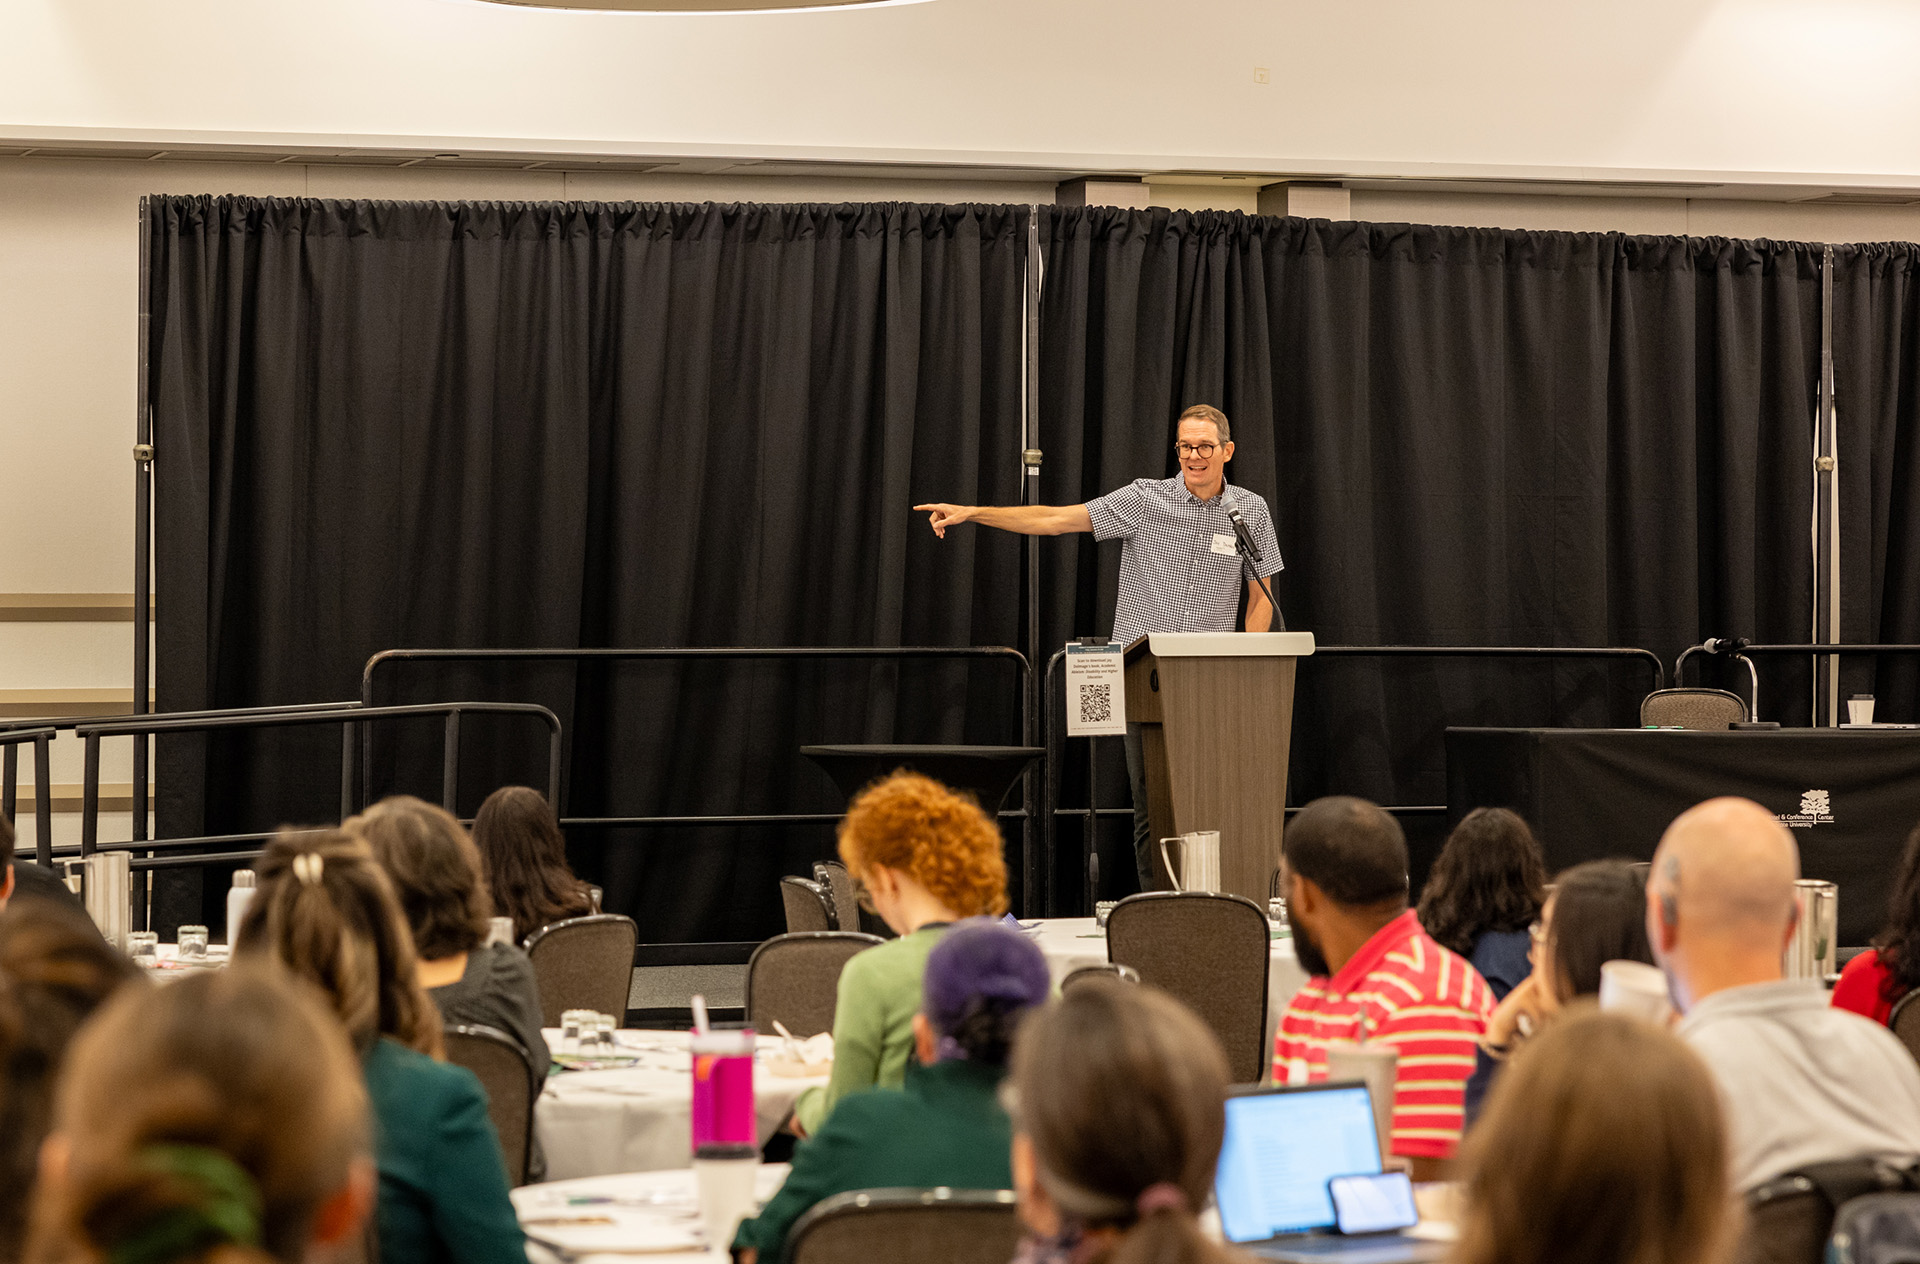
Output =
[{"x1": 1212, "y1": 1081, "x2": 1446, "y2": 1264}]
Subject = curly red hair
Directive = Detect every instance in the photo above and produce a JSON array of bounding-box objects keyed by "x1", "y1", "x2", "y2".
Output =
[{"x1": 837, "y1": 771, "x2": 1008, "y2": 918}]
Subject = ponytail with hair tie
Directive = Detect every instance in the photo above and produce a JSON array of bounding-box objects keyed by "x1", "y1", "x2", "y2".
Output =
[
  {"x1": 107, "y1": 1145, "x2": 263, "y2": 1264},
  {"x1": 1133, "y1": 1183, "x2": 1188, "y2": 1218}
]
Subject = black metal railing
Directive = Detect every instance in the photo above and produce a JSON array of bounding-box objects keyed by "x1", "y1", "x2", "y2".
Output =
[
  {"x1": 360, "y1": 645, "x2": 1040, "y2": 906},
  {"x1": 0, "y1": 728, "x2": 56, "y2": 865},
  {"x1": 1678, "y1": 642, "x2": 1920, "y2": 724},
  {"x1": 72, "y1": 701, "x2": 562, "y2": 856}
]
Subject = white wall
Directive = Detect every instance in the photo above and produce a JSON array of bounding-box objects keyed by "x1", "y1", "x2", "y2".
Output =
[{"x1": 9, "y1": 0, "x2": 1920, "y2": 188}]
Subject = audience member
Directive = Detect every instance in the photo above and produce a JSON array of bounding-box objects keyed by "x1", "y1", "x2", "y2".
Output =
[
  {"x1": 27, "y1": 967, "x2": 374, "y2": 1264},
  {"x1": 0, "y1": 902, "x2": 142, "y2": 1260},
  {"x1": 791, "y1": 770, "x2": 1008, "y2": 1135},
  {"x1": 0, "y1": 812, "x2": 86, "y2": 914},
  {"x1": 1832, "y1": 819, "x2": 1920, "y2": 1022},
  {"x1": 1452, "y1": 1006, "x2": 1734, "y2": 1264},
  {"x1": 352, "y1": 795, "x2": 552, "y2": 1181},
  {"x1": 1416, "y1": 807, "x2": 1547, "y2": 1000},
  {"x1": 734, "y1": 919, "x2": 1050, "y2": 1262},
  {"x1": 1650, "y1": 796, "x2": 1920, "y2": 1191},
  {"x1": 1273, "y1": 796, "x2": 1492, "y2": 1178},
  {"x1": 470, "y1": 785, "x2": 594, "y2": 945},
  {"x1": 1466, "y1": 859, "x2": 1653, "y2": 1124},
  {"x1": 236, "y1": 829, "x2": 525, "y2": 1264},
  {"x1": 1006, "y1": 982, "x2": 1245, "y2": 1264}
]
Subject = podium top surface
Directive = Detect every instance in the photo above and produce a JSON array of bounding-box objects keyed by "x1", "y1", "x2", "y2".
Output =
[{"x1": 1125, "y1": 632, "x2": 1316, "y2": 660}]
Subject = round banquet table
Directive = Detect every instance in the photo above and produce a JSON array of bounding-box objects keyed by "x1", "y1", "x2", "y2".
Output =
[
  {"x1": 1023, "y1": 917, "x2": 1311, "y2": 1073},
  {"x1": 536, "y1": 1030, "x2": 827, "y2": 1182},
  {"x1": 515, "y1": 1162, "x2": 792, "y2": 1264}
]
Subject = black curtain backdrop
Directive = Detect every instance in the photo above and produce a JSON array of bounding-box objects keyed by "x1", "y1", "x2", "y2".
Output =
[
  {"x1": 151, "y1": 196, "x2": 1877, "y2": 937},
  {"x1": 1034, "y1": 210, "x2": 1827, "y2": 894},
  {"x1": 149, "y1": 197, "x2": 1029, "y2": 939}
]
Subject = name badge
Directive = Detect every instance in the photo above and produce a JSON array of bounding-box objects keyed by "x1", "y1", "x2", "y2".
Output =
[{"x1": 1210, "y1": 533, "x2": 1238, "y2": 557}]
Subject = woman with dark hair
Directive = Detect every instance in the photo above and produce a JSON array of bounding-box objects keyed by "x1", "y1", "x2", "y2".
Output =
[
  {"x1": 235, "y1": 829, "x2": 524, "y2": 1264},
  {"x1": 470, "y1": 786, "x2": 593, "y2": 945},
  {"x1": 1833, "y1": 821, "x2": 1920, "y2": 1022},
  {"x1": 353, "y1": 795, "x2": 551, "y2": 1181},
  {"x1": 1005, "y1": 982, "x2": 1246, "y2": 1264},
  {"x1": 1417, "y1": 808, "x2": 1548, "y2": 1000},
  {"x1": 0, "y1": 902, "x2": 143, "y2": 1260},
  {"x1": 1465, "y1": 859, "x2": 1655, "y2": 1125},
  {"x1": 732, "y1": 919, "x2": 1051, "y2": 1263},
  {"x1": 1454, "y1": 1007, "x2": 1734, "y2": 1264}
]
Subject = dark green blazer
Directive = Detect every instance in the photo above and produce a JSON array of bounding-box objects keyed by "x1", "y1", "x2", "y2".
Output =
[
  {"x1": 363, "y1": 1037, "x2": 526, "y2": 1264},
  {"x1": 734, "y1": 1057, "x2": 1014, "y2": 1261}
]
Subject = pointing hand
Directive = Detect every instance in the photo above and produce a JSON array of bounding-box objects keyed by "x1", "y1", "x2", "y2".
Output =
[{"x1": 913, "y1": 503, "x2": 973, "y2": 539}]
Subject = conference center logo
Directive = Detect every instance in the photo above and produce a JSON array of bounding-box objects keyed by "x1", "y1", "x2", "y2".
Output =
[{"x1": 1778, "y1": 789, "x2": 1835, "y2": 829}]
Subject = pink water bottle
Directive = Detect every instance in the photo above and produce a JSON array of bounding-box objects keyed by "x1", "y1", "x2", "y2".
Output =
[{"x1": 690, "y1": 1026, "x2": 757, "y2": 1153}]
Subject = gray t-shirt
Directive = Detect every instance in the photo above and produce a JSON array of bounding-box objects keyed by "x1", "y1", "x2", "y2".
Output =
[
  {"x1": 1679, "y1": 978, "x2": 1920, "y2": 1191},
  {"x1": 431, "y1": 942, "x2": 552, "y2": 1181}
]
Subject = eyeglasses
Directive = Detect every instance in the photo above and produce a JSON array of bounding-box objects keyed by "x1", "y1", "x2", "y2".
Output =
[{"x1": 1174, "y1": 442, "x2": 1219, "y2": 459}]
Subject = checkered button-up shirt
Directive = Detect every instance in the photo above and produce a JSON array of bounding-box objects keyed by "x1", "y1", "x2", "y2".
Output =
[{"x1": 1086, "y1": 476, "x2": 1283, "y2": 646}]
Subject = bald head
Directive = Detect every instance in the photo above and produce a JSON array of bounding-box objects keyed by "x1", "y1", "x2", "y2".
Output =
[{"x1": 1651, "y1": 797, "x2": 1800, "y2": 951}]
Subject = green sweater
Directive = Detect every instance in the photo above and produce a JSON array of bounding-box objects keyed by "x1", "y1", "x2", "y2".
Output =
[
  {"x1": 791, "y1": 923, "x2": 944, "y2": 1135},
  {"x1": 363, "y1": 1037, "x2": 526, "y2": 1264},
  {"x1": 735, "y1": 1058, "x2": 1014, "y2": 1260}
]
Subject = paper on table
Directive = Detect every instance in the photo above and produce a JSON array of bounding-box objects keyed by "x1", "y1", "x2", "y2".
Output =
[{"x1": 520, "y1": 1210, "x2": 703, "y2": 1256}]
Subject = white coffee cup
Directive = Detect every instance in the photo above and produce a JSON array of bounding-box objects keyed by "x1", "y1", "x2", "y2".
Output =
[
  {"x1": 1326, "y1": 1041, "x2": 1398, "y2": 1163},
  {"x1": 1598, "y1": 959, "x2": 1673, "y2": 1025},
  {"x1": 692, "y1": 1149, "x2": 760, "y2": 1249},
  {"x1": 1850, "y1": 695, "x2": 1876, "y2": 725}
]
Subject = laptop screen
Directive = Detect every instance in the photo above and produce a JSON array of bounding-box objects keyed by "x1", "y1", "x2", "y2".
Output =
[{"x1": 1214, "y1": 1083, "x2": 1385, "y2": 1242}]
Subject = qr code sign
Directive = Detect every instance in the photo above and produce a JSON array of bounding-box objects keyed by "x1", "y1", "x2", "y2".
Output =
[{"x1": 1078, "y1": 683, "x2": 1112, "y2": 724}]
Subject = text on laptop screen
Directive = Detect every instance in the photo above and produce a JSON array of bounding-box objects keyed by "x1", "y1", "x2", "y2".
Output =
[{"x1": 1214, "y1": 1084, "x2": 1385, "y2": 1242}]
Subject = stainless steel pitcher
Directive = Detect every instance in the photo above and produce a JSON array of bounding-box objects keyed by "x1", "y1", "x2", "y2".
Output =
[
  {"x1": 1785, "y1": 879, "x2": 1838, "y2": 981},
  {"x1": 63, "y1": 852, "x2": 132, "y2": 952},
  {"x1": 1158, "y1": 831, "x2": 1222, "y2": 893}
]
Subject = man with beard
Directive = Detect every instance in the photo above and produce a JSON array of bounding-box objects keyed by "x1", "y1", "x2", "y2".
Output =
[{"x1": 1273, "y1": 796, "x2": 1493, "y2": 1180}]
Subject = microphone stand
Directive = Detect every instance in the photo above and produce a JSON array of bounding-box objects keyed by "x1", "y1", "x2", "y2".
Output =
[{"x1": 1223, "y1": 486, "x2": 1284, "y2": 632}]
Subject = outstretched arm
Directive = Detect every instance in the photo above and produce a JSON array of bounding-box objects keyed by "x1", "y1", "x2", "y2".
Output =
[{"x1": 914, "y1": 503, "x2": 1093, "y2": 538}]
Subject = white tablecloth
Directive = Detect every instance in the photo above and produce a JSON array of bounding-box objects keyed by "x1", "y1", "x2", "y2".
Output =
[
  {"x1": 536, "y1": 1031, "x2": 827, "y2": 1181},
  {"x1": 514, "y1": 1163, "x2": 791, "y2": 1264},
  {"x1": 1026, "y1": 917, "x2": 1311, "y2": 1072}
]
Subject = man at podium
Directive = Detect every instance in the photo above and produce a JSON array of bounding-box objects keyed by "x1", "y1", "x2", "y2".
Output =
[{"x1": 915, "y1": 403, "x2": 1284, "y2": 888}]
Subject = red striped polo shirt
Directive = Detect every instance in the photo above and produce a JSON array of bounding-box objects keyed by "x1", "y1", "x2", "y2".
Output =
[{"x1": 1273, "y1": 910, "x2": 1493, "y2": 1160}]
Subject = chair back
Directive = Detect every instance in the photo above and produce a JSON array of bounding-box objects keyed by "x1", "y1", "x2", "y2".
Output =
[
  {"x1": 1831, "y1": 1191, "x2": 1920, "y2": 1264},
  {"x1": 1060, "y1": 962, "x2": 1141, "y2": 993},
  {"x1": 1105, "y1": 891, "x2": 1271, "y2": 1084},
  {"x1": 1889, "y1": 991, "x2": 1920, "y2": 1065},
  {"x1": 782, "y1": 876, "x2": 835, "y2": 934},
  {"x1": 787, "y1": 1188, "x2": 1020, "y2": 1264},
  {"x1": 443, "y1": 1023, "x2": 538, "y2": 1186},
  {"x1": 814, "y1": 860, "x2": 863, "y2": 932},
  {"x1": 745, "y1": 932, "x2": 882, "y2": 1038},
  {"x1": 1640, "y1": 687, "x2": 1748, "y2": 729},
  {"x1": 523, "y1": 913, "x2": 638, "y2": 1027},
  {"x1": 1739, "y1": 1159, "x2": 1920, "y2": 1264}
]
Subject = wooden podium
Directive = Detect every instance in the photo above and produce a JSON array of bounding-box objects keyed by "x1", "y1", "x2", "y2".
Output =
[{"x1": 1124, "y1": 632, "x2": 1316, "y2": 901}]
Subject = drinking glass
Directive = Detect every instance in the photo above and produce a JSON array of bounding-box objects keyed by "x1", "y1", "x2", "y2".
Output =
[{"x1": 177, "y1": 925, "x2": 210, "y2": 959}]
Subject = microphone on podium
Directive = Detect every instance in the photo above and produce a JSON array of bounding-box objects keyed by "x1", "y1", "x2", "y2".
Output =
[{"x1": 1223, "y1": 487, "x2": 1262, "y2": 565}]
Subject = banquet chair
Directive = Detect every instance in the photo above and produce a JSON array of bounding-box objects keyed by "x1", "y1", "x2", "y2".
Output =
[
  {"x1": 1740, "y1": 1158, "x2": 1920, "y2": 1264},
  {"x1": 524, "y1": 913, "x2": 639, "y2": 1027},
  {"x1": 745, "y1": 931, "x2": 882, "y2": 1038},
  {"x1": 814, "y1": 860, "x2": 863, "y2": 932},
  {"x1": 1888, "y1": 990, "x2": 1920, "y2": 1065},
  {"x1": 444, "y1": 1023, "x2": 538, "y2": 1186},
  {"x1": 787, "y1": 1188, "x2": 1020, "y2": 1264},
  {"x1": 1639, "y1": 687, "x2": 1749, "y2": 729},
  {"x1": 1060, "y1": 962, "x2": 1141, "y2": 992},
  {"x1": 782, "y1": 876, "x2": 835, "y2": 933},
  {"x1": 1106, "y1": 892, "x2": 1271, "y2": 1084}
]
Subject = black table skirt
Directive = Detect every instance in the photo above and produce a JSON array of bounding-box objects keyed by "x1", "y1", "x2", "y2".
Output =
[{"x1": 1447, "y1": 727, "x2": 1920, "y2": 947}]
